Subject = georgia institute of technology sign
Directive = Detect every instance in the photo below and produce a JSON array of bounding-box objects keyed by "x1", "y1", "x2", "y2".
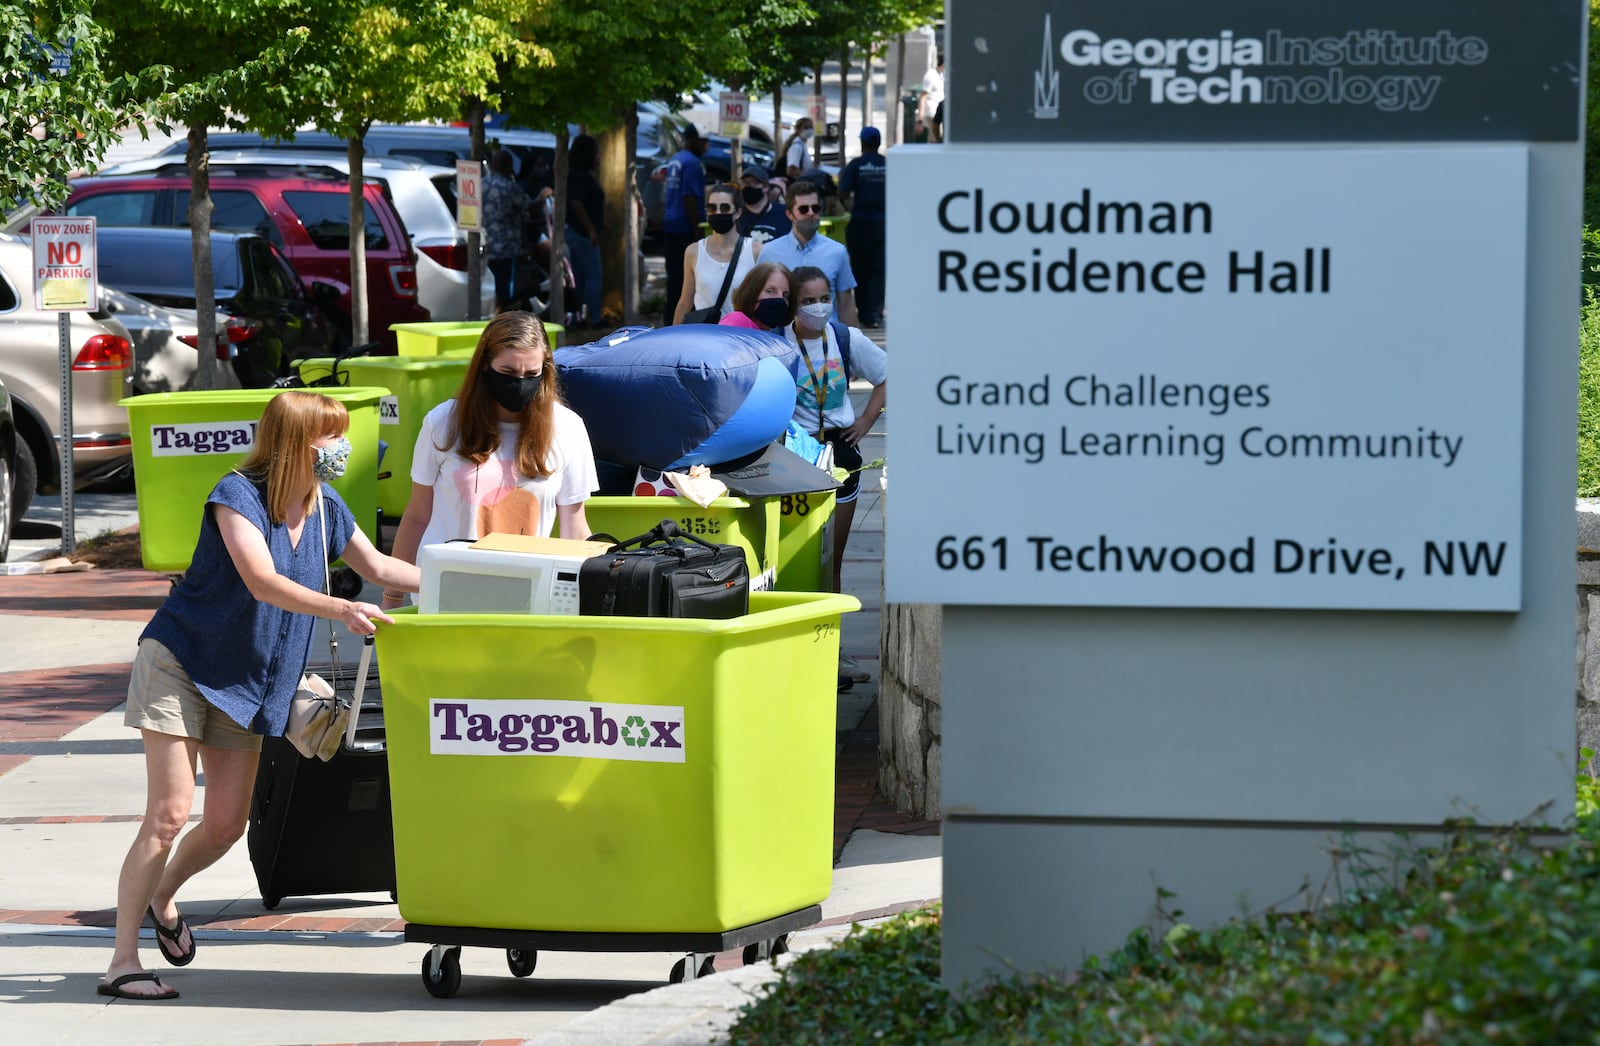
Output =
[
  {"x1": 948, "y1": 0, "x2": 1581, "y2": 143},
  {"x1": 885, "y1": 2, "x2": 1578, "y2": 611}
]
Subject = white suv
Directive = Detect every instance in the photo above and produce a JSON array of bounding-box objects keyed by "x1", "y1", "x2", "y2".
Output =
[{"x1": 96, "y1": 152, "x2": 494, "y2": 322}]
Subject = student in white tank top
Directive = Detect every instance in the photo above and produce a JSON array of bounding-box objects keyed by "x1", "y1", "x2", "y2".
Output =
[{"x1": 672, "y1": 183, "x2": 761, "y2": 324}]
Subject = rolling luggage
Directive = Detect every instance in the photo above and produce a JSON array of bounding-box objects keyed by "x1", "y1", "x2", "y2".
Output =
[
  {"x1": 248, "y1": 637, "x2": 396, "y2": 909},
  {"x1": 579, "y1": 519, "x2": 749, "y2": 619}
]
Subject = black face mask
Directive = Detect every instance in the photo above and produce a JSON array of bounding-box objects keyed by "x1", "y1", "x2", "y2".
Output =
[
  {"x1": 483, "y1": 369, "x2": 541, "y2": 413},
  {"x1": 752, "y1": 297, "x2": 789, "y2": 329},
  {"x1": 708, "y1": 213, "x2": 736, "y2": 234},
  {"x1": 741, "y1": 186, "x2": 767, "y2": 207}
]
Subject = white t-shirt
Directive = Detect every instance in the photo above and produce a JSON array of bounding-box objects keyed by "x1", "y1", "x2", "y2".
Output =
[
  {"x1": 921, "y1": 66, "x2": 945, "y2": 117},
  {"x1": 410, "y1": 399, "x2": 599, "y2": 547},
  {"x1": 785, "y1": 137, "x2": 809, "y2": 174},
  {"x1": 693, "y1": 237, "x2": 756, "y2": 314},
  {"x1": 784, "y1": 323, "x2": 888, "y2": 434}
]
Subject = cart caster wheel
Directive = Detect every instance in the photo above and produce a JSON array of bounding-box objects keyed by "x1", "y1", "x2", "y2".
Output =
[
  {"x1": 699, "y1": 955, "x2": 717, "y2": 978},
  {"x1": 422, "y1": 946, "x2": 462, "y2": 998},
  {"x1": 390, "y1": 891, "x2": 398, "y2": 902},
  {"x1": 507, "y1": 948, "x2": 538, "y2": 978},
  {"x1": 261, "y1": 896, "x2": 280, "y2": 911},
  {"x1": 772, "y1": 934, "x2": 790, "y2": 957},
  {"x1": 742, "y1": 943, "x2": 760, "y2": 966},
  {"x1": 670, "y1": 957, "x2": 689, "y2": 984}
]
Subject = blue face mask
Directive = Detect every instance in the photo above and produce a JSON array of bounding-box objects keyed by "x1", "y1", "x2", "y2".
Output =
[{"x1": 313, "y1": 436, "x2": 351, "y2": 481}]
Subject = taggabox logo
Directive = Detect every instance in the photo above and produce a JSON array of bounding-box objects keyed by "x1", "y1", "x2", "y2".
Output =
[
  {"x1": 430, "y1": 699, "x2": 686, "y2": 763},
  {"x1": 148, "y1": 420, "x2": 258, "y2": 456}
]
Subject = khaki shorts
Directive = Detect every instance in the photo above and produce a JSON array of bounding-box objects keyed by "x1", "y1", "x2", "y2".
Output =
[{"x1": 124, "y1": 639, "x2": 263, "y2": 752}]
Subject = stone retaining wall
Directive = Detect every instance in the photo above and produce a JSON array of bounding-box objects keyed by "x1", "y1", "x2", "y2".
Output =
[
  {"x1": 1575, "y1": 502, "x2": 1600, "y2": 761},
  {"x1": 878, "y1": 602, "x2": 942, "y2": 820}
]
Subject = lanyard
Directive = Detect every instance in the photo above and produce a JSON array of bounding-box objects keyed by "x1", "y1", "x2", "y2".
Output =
[{"x1": 798, "y1": 332, "x2": 831, "y2": 441}]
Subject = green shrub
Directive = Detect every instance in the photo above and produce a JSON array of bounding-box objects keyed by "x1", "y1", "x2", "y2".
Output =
[
  {"x1": 732, "y1": 813, "x2": 1600, "y2": 1044},
  {"x1": 1581, "y1": 285, "x2": 1600, "y2": 496}
]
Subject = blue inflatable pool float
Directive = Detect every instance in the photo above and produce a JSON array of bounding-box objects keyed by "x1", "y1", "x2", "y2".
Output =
[{"x1": 555, "y1": 325, "x2": 800, "y2": 471}]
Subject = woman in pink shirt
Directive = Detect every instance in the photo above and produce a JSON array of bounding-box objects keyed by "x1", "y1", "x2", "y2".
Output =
[{"x1": 718, "y1": 261, "x2": 794, "y2": 331}]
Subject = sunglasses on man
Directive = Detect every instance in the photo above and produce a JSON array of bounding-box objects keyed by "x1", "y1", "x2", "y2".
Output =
[{"x1": 792, "y1": 203, "x2": 822, "y2": 215}]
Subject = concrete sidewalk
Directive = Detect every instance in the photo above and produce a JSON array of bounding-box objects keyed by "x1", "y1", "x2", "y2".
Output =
[{"x1": 0, "y1": 412, "x2": 940, "y2": 1045}]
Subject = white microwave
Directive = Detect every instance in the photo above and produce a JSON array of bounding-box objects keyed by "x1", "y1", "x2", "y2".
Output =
[{"x1": 418, "y1": 534, "x2": 615, "y2": 615}]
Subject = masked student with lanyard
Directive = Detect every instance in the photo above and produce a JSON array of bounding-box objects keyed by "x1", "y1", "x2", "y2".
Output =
[{"x1": 783, "y1": 265, "x2": 888, "y2": 684}]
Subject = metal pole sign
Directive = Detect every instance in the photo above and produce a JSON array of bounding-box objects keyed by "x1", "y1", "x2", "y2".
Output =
[
  {"x1": 32, "y1": 215, "x2": 97, "y2": 557},
  {"x1": 904, "y1": 0, "x2": 1588, "y2": 988},
  {"x1": 455, "y1": 159, "x2": 483, "y2": 232}
]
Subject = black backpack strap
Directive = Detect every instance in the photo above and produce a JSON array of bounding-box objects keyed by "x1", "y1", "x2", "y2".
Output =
[{"x1": 602, "y1": 558, "x2": 624, "y2": 615}]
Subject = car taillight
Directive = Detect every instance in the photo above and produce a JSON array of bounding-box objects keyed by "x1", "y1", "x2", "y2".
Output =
[
  {"x1": 179, "y1": 318, "x2": 261, "y2": 360},
  {"x1": 388, "y1": 264, "x2": 419, "y2": 297},
  {"x1": 73, "y1": 334, "x2": 132, "y2": 371},
  {"x1": 418, "y1": 242, "x2": 468, "y2": 271}
]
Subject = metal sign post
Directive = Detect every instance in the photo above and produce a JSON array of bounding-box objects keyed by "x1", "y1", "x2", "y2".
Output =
[{"x1": 32, "y1": 216, "x2": 98, "y2": 557}]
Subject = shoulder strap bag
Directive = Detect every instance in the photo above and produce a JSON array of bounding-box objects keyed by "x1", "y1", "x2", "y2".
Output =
[{"x1": 684, "y1": 236, "x2": 745, "y2": 324}]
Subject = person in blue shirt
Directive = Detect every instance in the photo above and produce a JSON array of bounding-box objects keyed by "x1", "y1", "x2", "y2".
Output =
[
  {"x1": 758, "y1": 182, "x2": 859, "y2": 325},
  {"x1": 99, "y1": 391, "x2": 420, "y2": 1001},
  {"x1": 838, "y1": 127, "x2": 887, "y2": 328},
  {"x1": 661, "y1": 125, "x2": 709, "y2": 324}
]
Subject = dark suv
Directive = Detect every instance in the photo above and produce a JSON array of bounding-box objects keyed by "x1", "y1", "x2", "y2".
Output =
[
  {"x1": 96, "y1": 227, "x2": 334, "y2": 387},
  {"x1": 62, "y1": 170, "x2": 428, "y2": 350}
]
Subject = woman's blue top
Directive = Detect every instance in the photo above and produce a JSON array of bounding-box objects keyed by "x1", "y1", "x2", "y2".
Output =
[{"x1": 141, "y1": 472, "x2": 357, "y2": 736}]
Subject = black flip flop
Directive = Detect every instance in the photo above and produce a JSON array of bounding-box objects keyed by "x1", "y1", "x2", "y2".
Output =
[
  {"x1": 147, "y1": 905, "x2": 196, "y2": 967},
  {"x1": 98, "y1": 971, "x2": 179, "y2": 1001}
]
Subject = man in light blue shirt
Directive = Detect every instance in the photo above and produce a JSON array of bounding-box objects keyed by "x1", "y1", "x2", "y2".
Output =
[{"x1": 758, "y1": 182, "x2": 859, "y2": 325}]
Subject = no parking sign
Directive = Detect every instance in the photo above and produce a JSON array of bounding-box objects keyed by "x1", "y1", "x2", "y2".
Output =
[
  {"x1": 31, "y1": 215, "x2": 96, "y2": 311},
  {"x1": 456, "y1": 159, "x2": 482, "y2": 231},
  {"x1": 719, "y1": 91, "x2": 749, "y2": 137}
]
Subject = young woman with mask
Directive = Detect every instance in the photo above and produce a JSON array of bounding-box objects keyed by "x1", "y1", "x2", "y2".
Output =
[
  {"x1": 781, "y1": 117, "x2": 815, "y2": 181},
  {"x1": 672, "y1": 183, "x2": 761, "y2": 325},
  {"x1": 101, "y1": 391, "x2": 419, "y2": 1001},
  {"x1": 718, "y1": 261, "x2": 795, "y2": 332},
  {"x1": 784, "y1": 266, "x2": 888, "y2": 682},
  {"x1": 385, "y1": 311, "x2": 598, "y2": 608}
]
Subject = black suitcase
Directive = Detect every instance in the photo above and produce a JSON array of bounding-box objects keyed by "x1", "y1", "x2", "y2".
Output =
[
  {"x1": 578, "y1": 519, "x2": 749, "y2": 619},
  {"x1": 248, "y1": 638, "x2": 396, "y2": 909}
]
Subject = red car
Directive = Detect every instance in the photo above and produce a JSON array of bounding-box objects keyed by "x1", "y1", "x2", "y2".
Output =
[{"x1": 61, "y1": 169, "x2": 428, "y2": 350}]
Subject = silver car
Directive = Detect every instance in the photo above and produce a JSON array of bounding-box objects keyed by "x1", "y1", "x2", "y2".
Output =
[
  {"x1": 99, "y1": 284, "x2": 242, "y2": 394},
  {"x1": 0, "y1": 233, "x2": 135, "y2": 516}
]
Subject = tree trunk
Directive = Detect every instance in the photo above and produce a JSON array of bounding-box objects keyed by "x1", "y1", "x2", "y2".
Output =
[
  {"x1": 863, "y1": 46, "x2": 874, "y2": 134},
  {"x1": 624, "y1": 107, "x2": 641, "y2": 324},
  {"x1": 186, "y1": 123, "x2": 217, "y2": 390},
  {"x1": 838, "y1": 43, "x2": 850, "y2": 160},
  {"x1": 812, "y1": 65, "x2": 824, "y2": 168},
  {"x1": 598, "y1": 119, "x2": 629, "y2": 328},
  {"x1": 465, "y1": 97, "x2": 486, "y2": 321},
  {"x1": 894, "y1": 32, "x2": 908, "y2": 148},
  {"x1": 549, "y1": 130, "x2": 569, "y2": 335},
  {"x1": 773, "y1": 87, "x2": 782, "y2": 157},
  {"x1": 347, "y1": 134, "x2": 369, "y2": 348}
]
